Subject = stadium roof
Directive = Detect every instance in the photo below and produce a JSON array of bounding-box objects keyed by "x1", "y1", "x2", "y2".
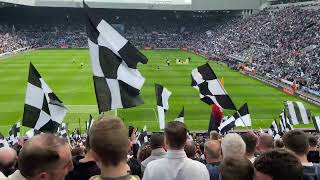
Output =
[{"x1": 0, "y1": 0, "x2": 262, "y2": 10}]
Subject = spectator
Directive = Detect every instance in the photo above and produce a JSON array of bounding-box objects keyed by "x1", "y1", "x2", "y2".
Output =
[
  {"x1": 283, "y1": 130, "x2": 320, "y2": 179},
  {"x1": 257, "y1": 133, "x2": 274, "y2": 153},
  {"x1": 66, "y1": 136, "x2": 100, "y2": 180},
  {"x1": 220, "y1": 156, "x2": 253, "y2": 180},
  {"x1": 307, "y1": 135, "x2": 319, "y2": 163},
  {"x1": 241, "y1": 132, "x2": 258, "y2": 163},
  {"x1": 137, "y1": 144, "x2": 152, "y2": 163},
  {"x1": 204, "y1": 140, "x2": 222, "y2": 180},
  {"x1": 254, "y1": 149, "x2": 303, "y2": 180},
  {"x1": 209, "y1": 130, "x2": 221, "y2": 140},
  {"x1": 184, "y1": 140, "x2": 199, "y2": 160},
  {"x1": 7, "y1": 133, "x2": 73, "y2": 180},
  {"x1": 141, "y1": 133, "x2": 166, "y2": 173},
  {"x1": 143, "y1": 121, "x2": 209, "y2": 180},
  {"x1": 221, "y1": 133, "x2": 246, "y2": 158},
  {"x1": 88, "y1": 116, "x2": 139, "y2": 180},
  {"x1": 0, "y1": 147, "x2": 17, "y2": 177}
]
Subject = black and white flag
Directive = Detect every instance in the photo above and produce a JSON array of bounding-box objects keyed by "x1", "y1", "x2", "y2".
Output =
[
  {"x1": 86, "y1": 114, "x2": 94, "y2": 132},
  {"x1": 138, "y1": 125, "x2": 148, "y2": 145},
  {"x1": 155, "y1": 84, "x2": 172, "y2": 130},
  {"x1": 8, "y1": 122, "x2": 20, "y2": 145},
  {"x1": 22, "y1": 63, "x2": 68, "y2": 133},
  {"x1": 26, "y1": 128, "x2": 42, "y2": 138},
  {"x1": 174, "y1": 107, "x2": 184, "y2": 123},
  {"x1": 57, "y1": 123, "x2": 68, "y2": 138},
  {"x1": 85, "y1": 3, "x2": 148, "y2": 113},
  {"x1": 218, "y1": 103, "x2": 251, "y2": 134},
  {"x1": 279, "y1": 111, "x2": 293, "y2": 133},
  {"x1": 284, "y1": 101, "x2": 311, "y2": 125},
  {"x1": 268, "y1": 120, "x2": 280, "y2": 139},
  {"x1": 191, "y1": 63, "x2": 236, "y2": 110},
  {"x1": 312, "y1": 116, "x2": 320, "y2": 133},
  {"x1": 0, "y1": 138, "x2": 9, "y2": 148}
]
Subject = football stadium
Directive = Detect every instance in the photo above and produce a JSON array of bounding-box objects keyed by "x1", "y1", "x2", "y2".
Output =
[{"x1": 0, "y1": 0, "x2": 320, "y2": 179}]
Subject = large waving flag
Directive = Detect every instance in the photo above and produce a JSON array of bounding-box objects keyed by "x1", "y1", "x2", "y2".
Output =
[
  {"x1": 22, "y1": 63, "x2": 68, "y2": 133},
  {"x1": 284, "y1": 101, "x2": 310, "y2": 125},
  {"x1": 85, "y1": 3, "x2": 148, "y2": 113},
  {"x1": 155, "y1": 84, "x2": 172, "y2": 130},
  {"x1": 191, "y1": 63, "x2": 236, "y2": 110}
]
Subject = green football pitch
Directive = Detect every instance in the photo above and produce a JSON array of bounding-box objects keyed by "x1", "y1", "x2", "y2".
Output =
[{"x1": 0, "y1": 48, "x2": 319, "y2": 135}]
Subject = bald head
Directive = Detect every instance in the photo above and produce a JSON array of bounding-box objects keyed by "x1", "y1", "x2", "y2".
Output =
[
  {"x1": 0, "y1": 147, "x2": 17, "y2": 176},
  {"x1": 204, "y1": 140, "x2": 221, "y2": 163},
  {"x1": 19, "y1": 133, "x2": 72, "y2": 179}
]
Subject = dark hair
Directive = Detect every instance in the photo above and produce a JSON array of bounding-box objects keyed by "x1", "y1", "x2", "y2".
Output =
[
  {"x1": 18, "y1": 134, "x2": 67, "y2": 178},
  {"x1": 282, "y1": 130, "x2": 309, "y2": 155},
  {"x1": 274, "y1": 139, "x2": 284, "y2": 148},
  {"x1": 220, "y1": 156, "x2": 253, "y2": 180},
  {"x1": 308, "y1": 135, "x2": 318, "y2": 147},
  {"x1": 241, "y1": 132, "x2": 257, "y2": 154},
  {"x1": 165, "y1": 121, "x2": 187, "y2": 149},
  {"x1": 89, "y1": 116, "x2": 128, "y2": 166},
  {"x1": 254, "y1": 149, "x2": 303, "y2": 180},
  {"x1": 184, "y1": 141, "x2": 196, "y2": 159},
  {"x1": 137, "y1": 144, "x2": 152, "y2": 162},
  {"x1": 150, "y1": 133, "x2": 164, "y2": 150}
]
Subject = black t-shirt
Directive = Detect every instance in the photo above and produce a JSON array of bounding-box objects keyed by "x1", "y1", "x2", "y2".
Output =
[
  {"x1": 303, "y1": 164, "x2": 320, "y2": 180},
  {"x1": 308, "y1": 151, "x2": 320, "y2": 163},
  {"x1": 66, "y1": 156, "x2": 101, "y2": 180}
]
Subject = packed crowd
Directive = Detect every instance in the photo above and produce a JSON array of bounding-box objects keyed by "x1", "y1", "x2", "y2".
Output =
[
  {"x1": 0, "y1": 5, "x2": 319, "y2": 92},
  {"x1": 1, "y1": 116, "x2": 320, "y2": 180}
]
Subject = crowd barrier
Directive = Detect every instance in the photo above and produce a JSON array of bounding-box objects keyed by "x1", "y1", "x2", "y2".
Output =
[{"x1": 0, "y1": 47, "x2": 32, "y2": 59}]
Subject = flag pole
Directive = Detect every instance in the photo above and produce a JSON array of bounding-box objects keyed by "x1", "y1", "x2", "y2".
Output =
[{"x1": 78, "y1": 118, "x2": 81, "y2": 135}]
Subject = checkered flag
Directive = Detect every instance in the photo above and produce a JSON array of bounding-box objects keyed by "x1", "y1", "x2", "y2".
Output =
[
  {"x1": 155, "y1": 84, "x2": 172, "y2": 130},
  {"x1": 191, "y1": 63, "x2": 236, "y2": 110},
  {"x1": 85, "y1": 3, "x2": 148, "y2": 113},
  {"x1": 22, "y1": 63, "x2": 68, "y2": 133},
  {"x1": 8, "y1": 122, "x2": 20, "y2": 145}
]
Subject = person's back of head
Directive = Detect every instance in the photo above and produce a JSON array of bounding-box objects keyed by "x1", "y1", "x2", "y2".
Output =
[
  {"x1": 204, "y1": 140, "x2": 221, "y2": 163},
  {"x1": 19, "y1": 133, "x2": 73, "y2": 180},
  {"x1": 209, "y1": 130, "x2": 220, "y2": 140},
  {"x1": 149, "y1": 133, "x2": 164, "y2": 150},
  {"x1": 221, "y1": 133, "x2": 246, "y2": 158},
  {"x1": 254, "y1": 148, "x2": 303, "y2": 180},
  {"x1": 89, "y1": 116, "x2": 129, "y2": 168},
  {"x1": 137, "y1": 144, "x2": 152, "y2": 162},
  {"x1": 257, "y1": 133, "x2": 274, "y2": 153},
  {"x1": 308, "y1": 135, "x2": 318, "y2": 149},
  {"x1": 184, "y1": 140, "x2": 197, "y2": 159},
  {"x1": 220, "y1": 156, "x2": 253, "y2": 180},
  {"x1": 0, "y1": 147, "x2": 17, "y2": 176},
  {"x1": 282, "y1": 130, "x2": 309, "y2": 156},
  {"x1": 241, "y1": 132, "x2": 258, "y2": 156},
  {"x1": 165, "y1": 121, "x2": 187, "y2": 150}
]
